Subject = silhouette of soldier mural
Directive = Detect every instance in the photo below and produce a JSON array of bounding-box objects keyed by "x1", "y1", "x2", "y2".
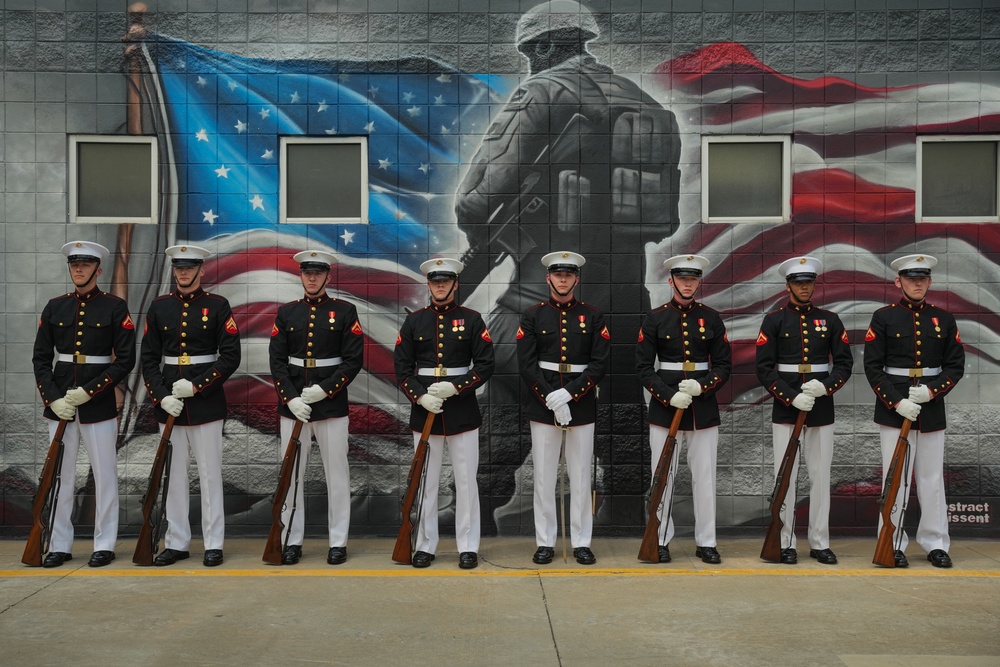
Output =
[{"x1": 455, "y1": 0, "x2": 682, "y2": 532}]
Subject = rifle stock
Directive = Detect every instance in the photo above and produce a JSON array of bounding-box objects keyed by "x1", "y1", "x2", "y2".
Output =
[
  {"x1": 760, "y1": 411, "x2": 808, "y2": 562},
  {"x1": 132, "y1": 415, "x2": 176, "y2": 566},
  {"x1": 21, "y1": 420, "x2": 69, "y2": 566},
  {"x1": 637, "y1": 408, "x2": 685, "y2": 563},
  {"x1": 392, "y1": 412, "x2": 436, "y2": 564},
  {"x1": 262, "y1": 420, "x2": 304, "y2": 565},
  {"x1": 873, "y1": 419, "x2": 913, "y2": 567}
]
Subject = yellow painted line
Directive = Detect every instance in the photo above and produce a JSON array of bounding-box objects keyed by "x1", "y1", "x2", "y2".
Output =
[{"x1": 2, "y1": 567, "x2": 998, "y2": 578}]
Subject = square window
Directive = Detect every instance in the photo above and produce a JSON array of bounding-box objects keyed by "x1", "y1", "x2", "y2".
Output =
[
  {"x1": 280, "y1": 137, "x2": 368, "y2": 224},
  {"x1": 702, "y1": 136, "x2": 790, "y2": 223},
  {"x1": 69, "y1": 136, "x2": 158, "y2": 224},
  {"x1": 918, "y1": 137, "x2": 999, "y2": 222}
]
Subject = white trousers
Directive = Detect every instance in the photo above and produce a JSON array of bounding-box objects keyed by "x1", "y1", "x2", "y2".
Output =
[
  {"x1": 530, "y1": 421, "x2": 595, "y2": 549},
  {"x1": 413, "y1": 429, "x2": 480, "y2": 554},
  {"x1": 771, "y1": 422, "x2": 834, "y2": 550},
  {"x1": 649, "y1": 425, "x2": 718, "y2": 548},
  {"x1": 47, "y1": 418, "x2": 119, "y2": 553},
  {"x1": 877, "y1": 425, "x2": 949, "y2": 554},
  {"x1": 278, "y1": 416, "x2": 350, "y2": 547},
  {"x1": 162, "y1": 421, "x2": 225, "y2": 551}
]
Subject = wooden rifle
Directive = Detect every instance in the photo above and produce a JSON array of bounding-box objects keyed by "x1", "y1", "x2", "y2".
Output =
[
  {"x1": 873, "y1": 419, "x2": 913, "y2": 567},
  {"x1": 637, "y1": 407, "x2": 684, "y2": 563},
  {"x1": 760, "y1": 410, "x2": 808, "y2": 562},
  {"x1": 392, "y1": 412, "x2": 436, "y2": 564},
  {"x1": 132, "y1": 415, "x2": 176, "y2": 566},
  {"x1": 262, "y1": 420, "x2": 304, "y2": 565},
  {"x1": 21, "y1": 420, "x2": 69, "y2": 566}
]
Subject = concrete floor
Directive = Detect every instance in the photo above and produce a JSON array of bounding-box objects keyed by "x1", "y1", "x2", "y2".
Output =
[{"x1": 1, "y1": 536, "x2": 998, "y2": 667}]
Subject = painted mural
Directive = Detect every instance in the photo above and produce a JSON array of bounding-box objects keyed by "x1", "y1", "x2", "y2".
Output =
[{"x1": 3, "y1": 3, "x2": 997, "y2": 540}]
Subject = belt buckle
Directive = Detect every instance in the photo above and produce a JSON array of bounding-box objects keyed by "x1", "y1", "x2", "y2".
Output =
[
  {"x1": 558, "y1": 363, "x2": 573, "y2": 373},
  {"x1": 178, "y1": 353, "x2": 191, "y2": 366},
  {"x1": 304, "y1": 358, "x2": 317, "y2": 368},
  {"x1": 909, "y1": 368, "x2": 923, "y2": 378},
  {"x1": 74, "y1": 353, "x2": 87, "y2": 364},
  {"x1": 681, "y1": 361, "x2": 696, "y2": 372},
  {"x1": 434, "y1": 367, "x2": 447, "y2": 377},
  {"x1": 798, "y1": 364, "x2": 812, "y2": 373}
]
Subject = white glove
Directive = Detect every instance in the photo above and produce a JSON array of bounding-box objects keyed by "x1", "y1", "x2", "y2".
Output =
[
  {"x1": 300, "y1": 384, "x2": 327, "y2": 404},
  {"x1": 427, "y1": 382, "x2": 458, "y2": 399},
  {"x1": 801, "y1": 379, "x2": 827, "y2": 398},
  {"x1": 172, "y1": 379, "x2": 195, "y2": 398},
  {"x1": 64, "y1": 387, "x2": 91, "y2": 406},
  {"x1": 545, "y1": 388, "x2": 572, "y2": 410},
  {"x1": 678, "y1": 379, "x2": 702, "y2": 397},
  {"x1": 791, "y1": 393, "x2": 815, "y2": 412},
  {"x1": 908, "y1": 385, "x2": 933, "y2": 404},
  {"x1": 287, "y1": 397, "x2": 312, "y2": 421},
  {"x1": 160, "y1": 395, "x2": 184, "y2": 417},
  {"x1": 668, "y1": 392, "x2": 693, "y2": 409},
  {"x1": 554, "y1": 404, "x2": 572, "y2": 426},
  {"x1": 50, "y1": 398, "x2": 76, "y2": 421},
  {"x1": 895, "y1": 398, "x2": 921, "y2": 421},
  {"x1": 417, "y1": 393, "x2": 444, "y2": 414}
]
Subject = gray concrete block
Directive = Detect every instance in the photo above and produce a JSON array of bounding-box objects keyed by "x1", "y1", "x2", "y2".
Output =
[
  {"x1": 762, "y1": 11, "x2": 793, "y2": 42},
  {"x1": 673, "y1": 12, "x2": 703, "y2": 42},
  {"x1": 887, "y1": 10, "x2": 918, "y2": 41},
  {"x1": 918, "y1": 8, "x2": 949, "y2": 41},
  {"x1": 704, "y1": 12, "x2": 734, "y2": 42},
  {"x1": 612, "y1": 13, "x2": 641, "y2": 44},
  {"x1": 794, "y1": 11, "x2": 825, "y2": 41},
  {"x1": 459, "y1": 12, "x2": 489, "y2": 43}
]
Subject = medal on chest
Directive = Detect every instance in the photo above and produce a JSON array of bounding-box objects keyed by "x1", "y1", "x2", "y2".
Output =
[
  {"x1": 329, "y1": 311, "x2": 336, "y2": 324},
  {"x1": 698, "y1": 318, "x2": 705, "y2": 333},
  {"x1": 932, "y1": 317, "x2": 940, "y2": 332},
  {"x1": 452, "y1": 318, "x2": 465, "y2": 332},
  {"x1": 579, "y1": 315, "x2": 586, "y2": 330},
  {"x1": 202, "y1": 307, "x2": 209, "y2": 323}
]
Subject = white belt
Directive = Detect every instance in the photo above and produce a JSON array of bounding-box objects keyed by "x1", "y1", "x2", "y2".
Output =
[
  {"x1": 164, "y1": 354, "x2": 218, "y2": 366},
  {"x1": 884, "y1": 366, "x2": 941, "y2": 378},
  {"x1": 777, "y1": 363, "x2": 830, "y2": 373},
  {"x1": 57, "y1": 353, "x2": 112, "y2": 364},
  {"x1": 289, "y1": 356, "x2": 342, "y2": 368},
  {"x1": 656, "y1": 360, "x2": 709, "y2": 372},
  {"x1": 539, "y1": 361, "x2": 587, "y2": 373},
  {"x1": 417, "y1": 366, "x2": 470, "y2": 377}
]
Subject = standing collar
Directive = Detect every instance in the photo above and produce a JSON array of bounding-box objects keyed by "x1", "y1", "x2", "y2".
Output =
[
  {"x1": 174, "y1": 287, "x2": 206, "y2": 302},
  {"x1": 786, "y1": 301, "x2": 814, "y2": 314},
  {"x1": 549, "y1": 297, "x2": 578, "y2": 310}
]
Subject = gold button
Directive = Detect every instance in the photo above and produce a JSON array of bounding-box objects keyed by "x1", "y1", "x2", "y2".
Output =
[
  {"x1": 804, "y1": 347, "x2": 809, "y2": 352},
  {"x1": 307, "y1": 342, "x2": 313, "y2": 347},
  {"x1": 182, "y1": 322, "x2": 187, "y2": 327},
  {"x1": 308, "y1": 333, "x2": 313, "y2": 338},
  {"x1": 803, "y1": 338, "x2": 809, "y2": 344},
  {"x1": 181, "y1": 332, "x2": 186, "y2": 337}
]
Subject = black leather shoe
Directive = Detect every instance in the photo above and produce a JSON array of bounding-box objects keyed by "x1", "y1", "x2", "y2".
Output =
[
  {"x1": 327, "y1": 547, "x2": 347, "y2": 565},
  {"x1": 573, "y1": 547, "x2": 596, "y2": 565},
  {"x1": 780, "y1": 548, "x2": 798, "y2": 564},
  {"x1": 658, "y1": 545, "x2": 672, "y2": 563},
  {"x1": 282, "y1": 545, "x2": 302, "y2": 565},
  {"x1": 809, "y1": 548, "x2": 838, "y2": 565},
  {"x1": 532, "y1": 546, "x2": 554, "y2": 565},
  {"x1": 696, "y1": 546, "x2": 722, "y2": 564},
  {"x1": 153, "y1": 549, "x2": 190, "y2": 566},
  {"x1": 894, "y1": 550, "x2": 909, "y2": 568},
  {"x1": 927, "y1": 549, "x2": 953, "y2": 568},
  {"x1": 203, "y1": 549, "x2": 224, "y2": 567},
  {"x1": 412, "y1": 551, "x2": 434, "y2": 568},
  {"x1": 88, "y1": 550, "x2": 115, "y2": 567},
  {"x1": 42, "y1": 552, "x2": 72, "y2": 568},
  {"x1": 459, "y1": 551, "x2": 478, "y2": 569}
]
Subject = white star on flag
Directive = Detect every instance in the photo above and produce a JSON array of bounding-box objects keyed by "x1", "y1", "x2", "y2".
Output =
[
  {"x1": 418, "y1": 163, "x2": 430, "y2": 174},
  {"x1": 340, "y1": 230, "x2": 355, "y2": 245},
  {"x1": 196, "y1": 76, "x2": 207, "y2": 86},
  {"x1": 215, "y1": 164, "x2": 231, "y2": 178},
  {"x1": 234, "y1": 119, "x2": 247, "y2": 133},
  {"x1": 227, "y1": 80, "x2": 238, "y2": 91},
  {"x1": 290, "y1": 91, "x2": 301, "y2": 103},
  {"x1": 402, "y1": 91, "x2": 415, "y2": 103},
  {"x1": 195, "y1": 129, "x2": 209, "y2": 142},
  {"x1": 407, "y1": 106, "x2": 421, "y2": 117},
  {"x1": 250, "y1": 194, "x2": 265, "y2": 211},
  {"x1": 368, "y1": 85, "x2": 379, "y2": 98},
  {"x1": 436, "y1": 73, "x2": 452, "y2": 83},
  {"x1": 202, "y1": 209, "x2": 219, "y2": 225},
  {"x1": 433, "y1": 95, "x2": 444, "y2": 105},
  {"x1": 317, "y1": 100, "x2": 329, "y2": 112},
  {"x1": 259, "y1": 108, "x2": 270, "y2": 120},
  {"x1": 364, "y1": 121, "x2": 375, "y2": 133},
  {"x1": 261, "y1": 149, "x2": 274, "y2": 159},
  {"x1": 378, "y1": 158, "x2": 393, "y2": 170},
  {"x1": 325, "y1": 128, "x2": 338, "y2": 135},
  {"x1": 393, "y1": 209, "x2": 407, "y2": 220}
]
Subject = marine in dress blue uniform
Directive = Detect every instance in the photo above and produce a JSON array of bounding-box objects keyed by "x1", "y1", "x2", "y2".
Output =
[
  {"x1": 393, "y1": 258, "x2": 495, "y2": 569},
  {"x1": 32, "y1": 241, "x2": 137, "y2": 568},
  {"x1": 755, "y1": 257, "x2": 853, "y2": 565},
  {"x1": 140, "y1": 245, "x2": 241, "y2": 567},
  {"x1": 863, "y1": 254, "x2": 964, "y2": 568},
  {"x1": 635, "y1": 255, "x2": 731, "y2": 564},
  {"x1": 269, "y1": 250, "x2": 364, "y2": 566},
  {"x1": 517, "y1": 251, "x2": 609, "y2": 566}
]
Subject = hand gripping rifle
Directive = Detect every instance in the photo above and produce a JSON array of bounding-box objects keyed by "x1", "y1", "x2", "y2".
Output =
[
  {"x1": 21, "y1": 420, "x2": 69, "y2": 566},
  {"x1": 262, "y1": 420, "x2": 304, "y2": 565},
  {"x1": 392, "y1": 412, "x2": 436, "y2": 565},
  {"x1": 638, "y1": 407, "x2": 685, "y2": 563},
  {"x1": 760, "y1": 410, "x2": 808, "y2": 563},
  {"x1": 132, "y1": 414, "x2": 176, "y2": 565},
  {"x1": 873, "y1": 419, "x2": 913, "y2": 567}
]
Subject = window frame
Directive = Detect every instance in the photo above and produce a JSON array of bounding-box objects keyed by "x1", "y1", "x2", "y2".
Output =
[
  {"x1": 68, "y1": 135, "x2": 159, "y2": 225},
  {"x1": 701, "y1": 135, "x2": 791, "y2": 224},
  {"x1": 279, "y1": 136, "x2": 369, "y2": 225},
  {"x1": 916, "y1": 135, "x2": 1000, "y2": 223}
]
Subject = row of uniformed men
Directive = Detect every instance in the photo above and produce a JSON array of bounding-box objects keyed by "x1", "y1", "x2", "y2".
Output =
[{"x1": 31, "y1": 242, "x2": 962, "y2": 570}]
